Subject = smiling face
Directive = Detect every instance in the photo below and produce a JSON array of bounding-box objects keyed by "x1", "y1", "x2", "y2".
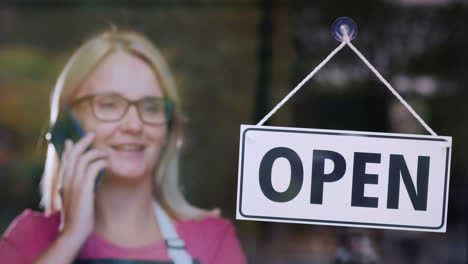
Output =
[{"x1": 71, "y1": 50, "x2": 168, "y2": 182}]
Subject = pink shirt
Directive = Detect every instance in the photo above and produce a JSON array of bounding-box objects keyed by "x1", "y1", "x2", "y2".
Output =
[{"x1": 0, "y1": 209, "x2": 247, "y2": 264}]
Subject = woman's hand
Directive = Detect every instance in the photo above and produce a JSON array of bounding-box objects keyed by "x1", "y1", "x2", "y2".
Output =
[
  {"x1": 32, "y1": 133, "x2": 108, "y2": 264},
  {"x1": 59, "y1": 133, "x2": 108, "y2": 243}
]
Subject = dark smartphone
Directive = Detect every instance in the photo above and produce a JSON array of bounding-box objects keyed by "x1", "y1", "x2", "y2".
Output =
[{"x1": 48, "y1": 106, "x2": 104, "y2": 192}]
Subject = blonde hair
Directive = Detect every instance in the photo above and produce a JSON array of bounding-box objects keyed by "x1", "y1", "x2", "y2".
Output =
[{"x1": 41, "y1": 30, "x2": 207, "y2": 220}]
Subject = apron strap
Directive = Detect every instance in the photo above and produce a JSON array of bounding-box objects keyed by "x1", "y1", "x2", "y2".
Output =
[{"x1": 153, "y1": 202, "x2": 193, "y2": 264}]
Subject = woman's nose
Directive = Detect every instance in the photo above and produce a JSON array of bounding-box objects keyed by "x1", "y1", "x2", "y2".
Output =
[{"x1": 119, "y1": 105, "x2": 144, "y2": 132}]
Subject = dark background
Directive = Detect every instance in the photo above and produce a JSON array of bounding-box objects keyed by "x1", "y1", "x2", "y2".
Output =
[{"x1": 0, "y1": 0, "x2": 467, "y2": 263}]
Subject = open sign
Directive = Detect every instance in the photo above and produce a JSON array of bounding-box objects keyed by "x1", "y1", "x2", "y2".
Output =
[{"x1": 236, "y1": 125, "x2": 452, "y2": 232}]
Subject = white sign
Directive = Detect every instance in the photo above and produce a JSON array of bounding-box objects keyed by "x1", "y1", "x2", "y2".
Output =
[{"x1": 236, "y1": 125, "x2": 452, "y2": 232}]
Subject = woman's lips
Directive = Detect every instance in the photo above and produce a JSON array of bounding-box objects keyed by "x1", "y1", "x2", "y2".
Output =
[{"x1": 111, "y1": 145, "x2": 145, "y2": 158}]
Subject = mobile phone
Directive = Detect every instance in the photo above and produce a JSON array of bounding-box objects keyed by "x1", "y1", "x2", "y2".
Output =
[
  {"x1": 48, "y1": 106, "x2": 104, "y2": 192},
  {"x1": 49, "y1": 106, "x2": 84, "y2": 157}
]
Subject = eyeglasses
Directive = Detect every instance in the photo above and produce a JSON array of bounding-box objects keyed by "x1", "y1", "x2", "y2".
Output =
[{"x1": 69, "y1": 93, "x2": 175, "y2": 125}]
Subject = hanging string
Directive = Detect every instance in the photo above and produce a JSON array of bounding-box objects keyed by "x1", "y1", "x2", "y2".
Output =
[
  {"x1": 256, "y1": 26, "x2": 438, "y2": 137},
  {"x1": 256, "y1": 40, "x2": 347, "y2": 126},
  {"x1": 343, "y1": 38, "x2": 437, "y2": 136}
]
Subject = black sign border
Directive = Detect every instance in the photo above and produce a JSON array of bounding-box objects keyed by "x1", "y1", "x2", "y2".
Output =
[{"x1": 238, "y1": 126, "x2": 451, "y2": 230}]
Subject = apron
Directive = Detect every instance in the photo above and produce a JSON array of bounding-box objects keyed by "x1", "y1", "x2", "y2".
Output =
[{"x1": 74, "y1": 202, "x2": 198, "y2": 264}]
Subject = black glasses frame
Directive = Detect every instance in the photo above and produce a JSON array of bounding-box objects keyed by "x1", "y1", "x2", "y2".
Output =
[{"x1": 69, "y1": 93, "x2": 175, "y2": 126}]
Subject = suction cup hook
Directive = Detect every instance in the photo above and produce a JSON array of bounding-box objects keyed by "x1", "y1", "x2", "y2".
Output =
[{"x1": 332, "y1": 17, "x2": 357, "y2": 42}]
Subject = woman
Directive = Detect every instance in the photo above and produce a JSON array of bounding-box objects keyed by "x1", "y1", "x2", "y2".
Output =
[{"x1": 0, "y1": 30, "x2": 246, "y2": 264}]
